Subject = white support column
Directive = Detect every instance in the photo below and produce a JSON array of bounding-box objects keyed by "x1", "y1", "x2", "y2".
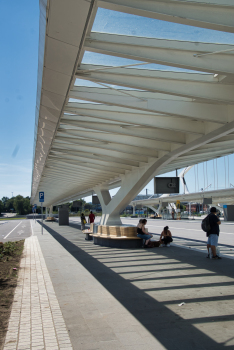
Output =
[
  {"x1": 95, "y1": 120, "x2": 234, "y2": 226},
  {"x1": 133, "y1": 205, "x2": 136, "y2": 216},
  {"x1": 49, "y1": 205, "x2": 53, "y2": 216},
  {"x1": 95, "y1": 186, "x2": 122, "y2": 225}
]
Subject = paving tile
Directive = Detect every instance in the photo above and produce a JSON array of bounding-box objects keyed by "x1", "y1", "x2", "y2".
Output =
[{"x1": 3, "y1": 232, "x2": 73, "y2": 350}]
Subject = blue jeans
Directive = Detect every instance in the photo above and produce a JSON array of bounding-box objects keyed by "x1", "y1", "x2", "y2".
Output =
[{"x1": 137, "y1": 233, "x2": 151, "y2": 240}]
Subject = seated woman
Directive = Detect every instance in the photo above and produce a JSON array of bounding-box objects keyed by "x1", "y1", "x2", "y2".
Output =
[
  {"x1": 160, "y1": 226, "x2": 173, "y2": 247},
  {"x1": 137, "y1": 219, "x2": 153, "y2": 247}
]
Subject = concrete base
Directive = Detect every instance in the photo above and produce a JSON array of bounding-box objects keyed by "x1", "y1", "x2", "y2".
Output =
[
  {"x1": 93, "y1": 236, "x2": 143, "y2": 248},
  {"x1": 85, "y1": 233, "x2": 93, "y2": 241}
]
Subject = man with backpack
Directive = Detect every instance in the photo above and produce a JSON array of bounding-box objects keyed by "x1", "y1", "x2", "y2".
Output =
[{"x1": 206, "y1": 207, "x2": 221, "y2": 259}]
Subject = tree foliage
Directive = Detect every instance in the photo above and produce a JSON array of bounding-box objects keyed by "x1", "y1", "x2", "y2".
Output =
[
  {"x1": 0, "y1": 200, "x2": 4, "y2": 215},
  {"x1": 13, "y1": 195, "x2": 32, "y2": 215},
  {"x1": 1, "y1": 195, "x2": 32, "y2": 215}
]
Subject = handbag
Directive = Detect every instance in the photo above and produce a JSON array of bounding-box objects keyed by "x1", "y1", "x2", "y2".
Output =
[{"x1": 83, "y1": 219, "x2": 87, "y2": 224}]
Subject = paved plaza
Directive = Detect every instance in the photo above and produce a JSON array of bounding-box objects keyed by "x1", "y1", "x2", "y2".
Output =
[{"x1": 3, "y1": 220, "x2": 234, "y2": 350}]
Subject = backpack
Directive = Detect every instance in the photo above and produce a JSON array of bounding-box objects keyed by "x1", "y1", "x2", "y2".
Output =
[{"x1": 201, "y1": 214, "x2": 211, "y2": 233}]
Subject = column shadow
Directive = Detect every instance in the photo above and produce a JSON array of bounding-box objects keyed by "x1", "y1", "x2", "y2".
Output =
[{"x1": 40, "y1": 222, "x2": 234, "y2": 350}]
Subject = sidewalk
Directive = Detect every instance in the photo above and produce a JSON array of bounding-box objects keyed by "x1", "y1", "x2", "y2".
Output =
[{"x1": 3, "y1": 220, "x2": 234, "y2": 350}]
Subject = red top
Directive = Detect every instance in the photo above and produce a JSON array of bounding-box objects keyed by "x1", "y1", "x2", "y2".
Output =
[{"x1": 89, "y1": 213, "x2": 95, "y2": 223}]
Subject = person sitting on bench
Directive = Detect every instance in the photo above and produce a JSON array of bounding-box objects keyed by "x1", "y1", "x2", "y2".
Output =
[
  {"x1": 160, "y1": 226, "x2": 173, "y2": 246},
  {"x1": 137, "y1": 219, "x2": 153, "y2": 247}
]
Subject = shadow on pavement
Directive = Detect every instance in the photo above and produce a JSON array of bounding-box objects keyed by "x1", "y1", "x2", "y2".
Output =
[{"x1": 41, "y1": 222, "x2": 234, "y2": 349}]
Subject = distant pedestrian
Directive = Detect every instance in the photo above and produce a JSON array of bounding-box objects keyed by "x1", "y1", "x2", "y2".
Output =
[
  {"x1": 160, "y1": 226, "x2": 173, "y2": 247},
  {"x1": 207, "y1": 207, "x2": 221, "y2": 259},
  {"x1": 171, "y1": 208, "x2": 175, "y2": 220},
  {"x1": 81, "y1": 213, "x2": 86, "y2": 230},
  {"x1": 89, "y1": 211, "x2": 95, "y2": 224}
]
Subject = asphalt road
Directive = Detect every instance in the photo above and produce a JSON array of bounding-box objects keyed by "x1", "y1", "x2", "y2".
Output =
[{"x1": 0, "y1": 219, "x2": 32, "y2": 242}]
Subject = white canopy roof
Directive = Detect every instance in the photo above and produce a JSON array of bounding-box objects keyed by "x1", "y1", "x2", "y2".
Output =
[{"x1": 31, "y1": 0, "x2": 234, "y2": 206}]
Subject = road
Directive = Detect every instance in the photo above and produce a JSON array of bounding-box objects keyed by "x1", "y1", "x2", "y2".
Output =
[{"x1": 0, "y1": 219, "x2": 32, "y2": 242}]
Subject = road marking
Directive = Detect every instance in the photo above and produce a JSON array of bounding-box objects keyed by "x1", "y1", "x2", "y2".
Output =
[
  {"x1": 4, "y1": 221, "x2": 22, "y2": 240},
  {"x1": 17, "y1": 230, "x2": 24, "y2": 235},
  {"x1": 123, "y1": 221, "x2": 234, "y2": 235}
]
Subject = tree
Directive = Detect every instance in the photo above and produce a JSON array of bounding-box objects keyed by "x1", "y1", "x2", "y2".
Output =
[
  {"x1": 1, "y1": 197, "x2": 9, "y2": 209},
  {"x1": 0, "y1": 200, "x2": 4, "y2": 215},
  {"x1": 23, "y1": 197, "x2": 31, "y2": 214},
  {"x1": 14, "y1": 195, "x2": 25, "y2": 215},
  {"x1": 5, "y1": 197, "x2": 15, "y2": 212},
  {"x1": 13, "y1": 195, "x2": 32, "y2": 215}
]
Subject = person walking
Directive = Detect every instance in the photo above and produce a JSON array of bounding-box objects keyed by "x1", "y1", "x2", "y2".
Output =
[
  {"x1": 81, "y1": 213, "x2": 86, "y2": 230},
  {"x1": 207, "y1": 207, "x2": 221, "y2": 259},
  {"x1": 89, "y1": 211, "x2": 95, "y2": 224}
]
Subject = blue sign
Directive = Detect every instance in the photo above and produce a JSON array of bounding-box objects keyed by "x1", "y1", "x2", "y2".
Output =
[
  {"x1": 33, "y1": 204, "x2": 37, "y2": 209},
  {"x1": 39, "y1": 192, "x2": 44, "y2": 202}
]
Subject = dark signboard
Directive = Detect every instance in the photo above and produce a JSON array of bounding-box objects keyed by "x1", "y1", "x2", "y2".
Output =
[
  {"x1": 154, "y1": 177, "x2": 179, "y2": 194},
  {"x1": 73, "y1": 201, "x2": 82, "y2": 208},
  {"x1": 203, "y1": 198, "x2": 212, "y2": 205},
  {"x1": 92, "y1": 195, "x2": 100, "y2": 205}
]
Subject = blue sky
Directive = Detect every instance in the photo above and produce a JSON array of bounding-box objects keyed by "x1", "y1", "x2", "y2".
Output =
[
  {"x1": 0, "y1": 3, "x2": 234, "y2": 201},
  {"x1": 0, "y1": 1, "x2": 39, "y2": 199}
]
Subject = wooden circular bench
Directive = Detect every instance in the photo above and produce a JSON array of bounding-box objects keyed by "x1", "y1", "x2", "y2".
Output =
[
  {"x1": 45, "y1": 216, "x2": 56, "y2": 222},
  {"x1": 90, "y1": 225, "x2": 143, "y2": 248}
]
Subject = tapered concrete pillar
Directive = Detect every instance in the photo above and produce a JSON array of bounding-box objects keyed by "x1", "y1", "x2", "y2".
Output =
[
  {"x1": 95, "y1": 186, "x2": 122, "y2": 225},
  {"x1": 49, "y1": 205, "x2": 53, "y2": 215}
]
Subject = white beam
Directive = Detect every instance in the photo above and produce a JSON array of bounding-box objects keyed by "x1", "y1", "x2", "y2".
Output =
[
  {"x1": 57, "y1": 127, "x2": 172, "y2": 152},
  {"x1": 65, "y1": 103, "x2": 209, "y2": 134},
  {"x1": 51, "y1": 146, "x2": 140, "y2": 167},
  {"x1": 54, "y1": 138, "x2": 148, "y2": 162},
  {"x1": 98, "y1": 0, "x2": 234, "y2": 33},
  {"x1": 77, "y1": 64, "x2": 234, "y2": 104},
  {"x1": 70, "y1": 86, "x2": 232, "y2": 123},
  {"x1": 61, "y1": 118, "x2": 186, "y2": 144},
  {"x1": 85, "y1": 32, "x2": 234, "y2": 75}
]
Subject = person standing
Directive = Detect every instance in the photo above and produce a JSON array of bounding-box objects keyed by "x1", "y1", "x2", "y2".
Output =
[
  {"x1": 81, "y1": 213, "x2": 86, "y2": 230},
  {"x1": 207, "y1": 207, "x2": 221, "y2": 259},
  {"x1": 89, "y1": 211, "x2": 95, "y2": 224},
  {"x1": 171, "y1": 208, "x2": 175, "y2": 220}
]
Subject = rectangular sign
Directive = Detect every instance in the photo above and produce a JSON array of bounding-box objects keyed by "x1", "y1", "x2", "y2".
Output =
[
  {"x1": 203, "y1": 198, "x2": 212, "y2": 205},
  {"x1": 92, "y1": 195, "x2": 100, "y2": 205},
  {"x1": 39, "y1": 192, "x2": 44, "y2": 202},
  {"x1": 154, "y1": 177, "x2": 179, "y2": 194},
  {"x1": 73, "y1": 201, "x2": 82, "y2": 208}
]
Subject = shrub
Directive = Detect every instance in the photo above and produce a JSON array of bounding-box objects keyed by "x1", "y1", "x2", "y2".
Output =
[{"x1": 0, "y1": 241, "x2": 18, "y2": 260}]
